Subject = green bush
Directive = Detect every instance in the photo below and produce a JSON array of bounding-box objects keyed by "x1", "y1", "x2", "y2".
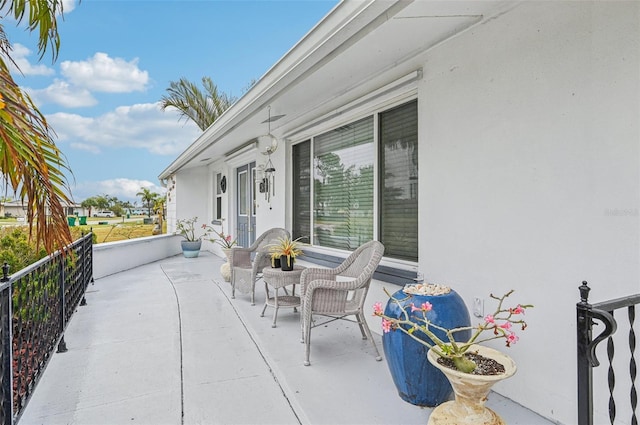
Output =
[{"x1": 0, "y1": 226, "x2": 48, "y2": 275}]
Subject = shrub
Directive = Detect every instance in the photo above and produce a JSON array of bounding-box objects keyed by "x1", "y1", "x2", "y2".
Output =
[{"x1": 0, "y1": 226, "x2": 48, "y2": 275}]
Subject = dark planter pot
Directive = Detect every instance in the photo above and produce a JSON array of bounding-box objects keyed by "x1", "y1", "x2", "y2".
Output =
[
  {"x1": 271, "y1": 257, "x2": 281, "y2": 268},
  {"x1": 280, "y1": 255, "x2": 294, "y2": 271},
  {"x1": 181, "y1": 240, "x2": 202, "y2": 258},
  {"x1": 382, "y1": 288, "x2": 471, "y2": 407}
]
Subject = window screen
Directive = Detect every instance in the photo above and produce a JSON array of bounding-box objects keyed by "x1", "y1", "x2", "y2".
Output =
[{"x1": 379, "y1": 100, "x2": 418, "y2": 261}]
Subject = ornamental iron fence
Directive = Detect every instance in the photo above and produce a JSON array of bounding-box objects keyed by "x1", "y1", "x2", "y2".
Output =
[
  {"x1": 0, "y1": 232, "x2": 93, "y2": 425},
  {"x1": 577, "y1": 281, "x2": 639, "y2": 425}
]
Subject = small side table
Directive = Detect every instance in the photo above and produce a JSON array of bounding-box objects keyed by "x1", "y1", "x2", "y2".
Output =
[{"x1": 261, "y1": 265, "x2": 305, "y2": 328}]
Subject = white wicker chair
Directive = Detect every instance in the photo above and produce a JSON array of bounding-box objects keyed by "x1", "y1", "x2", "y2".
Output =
[
  {"x1": 229, "y1": 228, "x2": 290, "y2": 305},
  {"x1": 300, "y1": 240, "x2": 385, "y2": 366}
]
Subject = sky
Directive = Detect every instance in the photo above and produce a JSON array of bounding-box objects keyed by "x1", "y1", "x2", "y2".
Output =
[{"x1": 4, "y1": 0, "x2": 338, "y2": 206}]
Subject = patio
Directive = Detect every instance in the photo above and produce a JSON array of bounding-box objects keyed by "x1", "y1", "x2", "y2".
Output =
[{"x1": 19, "y1": 252, "x2": 554, "y2": 425}]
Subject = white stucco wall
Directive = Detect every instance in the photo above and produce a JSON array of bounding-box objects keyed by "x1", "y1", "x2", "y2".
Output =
[
  {"x1": 163, "y1": 3, "x2": 638, "y2": 423},
  {"x1": 93, "y1": 235, "x2": 183, "y2": 279},
  {"x1": 172, "y1": 167, "x2": 212, "y2": 234},
  {"x1": 255, "y1": 145, "x2": 287, "y2": 232},
  {"x1": 416, "y1": 3, "x2": 639, "y2": 424}
]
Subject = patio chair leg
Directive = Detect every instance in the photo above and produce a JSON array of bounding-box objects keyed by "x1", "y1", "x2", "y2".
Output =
[
  {"x1": 358, "y1": 312, "x2": 382, "y2": 361},
  {"x1": 300, "y1": 300, "x2": 307, "y2": 343},
  {"x1": 303, "y1": 303, "x2": 312, "y2": 365},
  {"x1": 304, "y1": 324, "x2": 312, "y2": 366},
  {"x1": 356, "y1": 316, "x2": 367, "y2": 340}
]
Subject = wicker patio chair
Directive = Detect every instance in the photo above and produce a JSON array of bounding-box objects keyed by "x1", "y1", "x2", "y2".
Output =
[
  {"x1": 300, "y1": 240, "x2": 385, "y2": 366},
  {"x1": 229, "y1": 228, "x2": 290, "y2": 305}
]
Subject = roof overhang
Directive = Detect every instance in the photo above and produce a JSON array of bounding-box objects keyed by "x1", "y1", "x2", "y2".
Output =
[{"x1": 158, "y1": 0, "x2": 516, "y2": 179}]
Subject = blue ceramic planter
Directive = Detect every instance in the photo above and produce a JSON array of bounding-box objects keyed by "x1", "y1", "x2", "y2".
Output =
[
  {"x1": 382, "y1": 288, "x2": 471, "y2": 407},
  {"x1": 181, "y1": 240, "x2": 202, "y2": 258}
]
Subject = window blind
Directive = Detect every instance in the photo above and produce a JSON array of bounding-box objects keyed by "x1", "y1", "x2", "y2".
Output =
[
  {"x1": 313, "y1": 116, "x2": 374, "y2": 250},
  {"x1": 292, "y1": 141, "x2": 311, "y2": 243},
  {"x1": 379, "y1": 100, "x2": 418, "y2": 261}
]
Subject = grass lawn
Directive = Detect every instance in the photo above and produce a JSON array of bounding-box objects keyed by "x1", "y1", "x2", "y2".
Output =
[
  {"x1": 73, "y1": 217, "x2": 167, "y2": 243},
  {"x1": 0, "y1": 216, "x2": 168, "y2": 244}
]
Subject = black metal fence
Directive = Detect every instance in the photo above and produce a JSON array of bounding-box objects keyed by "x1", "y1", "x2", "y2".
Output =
[
  {"x1": 0, "y1": 232, "x2": 93, "y2": 425},
  {"x1": 577, "y1": 281, "x2": 639, "y2": 425}
]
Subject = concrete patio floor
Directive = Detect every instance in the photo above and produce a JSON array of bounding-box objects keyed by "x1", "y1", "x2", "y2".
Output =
[{"x1": 19, "y1": 252, "x2": 555, "y2": 425}]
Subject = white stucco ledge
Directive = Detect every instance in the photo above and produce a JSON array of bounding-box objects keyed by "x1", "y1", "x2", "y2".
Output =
[{"x1": 92, "y1": 234, "x2": 184, "y2": 279}]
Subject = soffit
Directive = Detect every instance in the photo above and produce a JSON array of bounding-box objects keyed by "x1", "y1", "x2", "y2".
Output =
[{"x1": 159, "y1": 0, "x2": 513, "y2": 178}]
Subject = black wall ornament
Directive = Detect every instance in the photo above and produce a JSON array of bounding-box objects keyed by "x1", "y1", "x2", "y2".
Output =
[{"x1": 220, "y1": 176, "x2": 227, "y2": 193}]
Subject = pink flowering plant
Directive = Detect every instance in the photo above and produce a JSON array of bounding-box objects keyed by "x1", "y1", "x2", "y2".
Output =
[
  {"x1": 209, "y1": 229, "x2": 238, "y2": 249},
  {"x1": 175, "y1": 217, "x2": 214, "y2": 242},
  {"x1": 373, "y1": 289, "x2": 532, "y2": 373},
  {"x1": 175, "y1": 217, "x2": 237, "y2": 248}
]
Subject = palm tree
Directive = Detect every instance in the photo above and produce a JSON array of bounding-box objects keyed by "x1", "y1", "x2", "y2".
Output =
[
  {"x1": 136, "y1": 187, "x2": 158, "y2": 217},
  {"x1": 81, "y1": 197, "x2": 100, "y2": 218},
  {"x1": 0, "y1": 0, "x2": 74, "y2": 254},
  {"x1": 160, "y1": 76, "x2": 236, "y2": 131}
]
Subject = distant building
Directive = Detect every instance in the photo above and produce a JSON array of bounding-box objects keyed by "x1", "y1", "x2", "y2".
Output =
[{"x1": 0, "y1": 200, "x2": 87, "y2": 218}]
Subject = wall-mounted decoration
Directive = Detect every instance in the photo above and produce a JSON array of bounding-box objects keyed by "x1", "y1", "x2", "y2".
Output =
[
  {"x1": 220, "y1": 175, "x2": 227, "y2": 193},
  {"x1": 259, "y1": 106, "x2": 277, "y2": 207}
]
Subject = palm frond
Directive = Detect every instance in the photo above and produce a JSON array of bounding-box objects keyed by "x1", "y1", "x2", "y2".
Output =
[{"x1": 160, "y1": 76, "x2": 236, "y2": 131}]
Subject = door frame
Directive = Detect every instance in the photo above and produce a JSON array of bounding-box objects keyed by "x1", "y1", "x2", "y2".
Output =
[{"x1": 236, "y1": 161, "x2": 256, "y2": 247}]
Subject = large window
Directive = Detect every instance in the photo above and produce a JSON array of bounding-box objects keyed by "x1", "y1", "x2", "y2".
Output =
[{"x1": 293, "y1": 99, "x2": 417, "y2": 261}]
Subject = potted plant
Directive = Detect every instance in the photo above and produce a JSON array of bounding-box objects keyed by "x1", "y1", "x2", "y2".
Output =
[
  {"x1": 175, "y1": 217, "x2": 213, "y2": 258},
  {"x1": 268, "y1": 236, "x2": 304, "y2": 271},
  {"x1": 374, "y1": 288, "x2": 532, "y2": 425},
  {"x1": 379, "y1": 283, "x2": 472, "y2": 407},
  {"x1": 209, "y1": 228, "x2": 238, "y2": 281}
]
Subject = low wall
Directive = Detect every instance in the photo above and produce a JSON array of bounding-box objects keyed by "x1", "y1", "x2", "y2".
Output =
[{"x1": 93, "y1": 234, "x2": 183, "y2": 279}]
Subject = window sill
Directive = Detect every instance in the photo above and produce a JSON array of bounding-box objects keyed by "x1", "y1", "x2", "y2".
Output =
[{"x1": 299, "y1": 249, "x2": 417, "y2": 286}]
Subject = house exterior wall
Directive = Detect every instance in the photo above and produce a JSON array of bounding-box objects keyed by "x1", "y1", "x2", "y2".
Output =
[
  {"x1": 415, "y1": 3, "x2": 639, "y2": 424},
  {"x1": 164, "y1": 2, "x2": 639, "y2": 423},
  {"x1": 171, "y1": 147, "x2": 288, "y2": 256},
  {"x1": 165, "y1": 174, "x2": 177, "y2": 231},
  {"x1": 256, "y1": 144, "x2": 287, "y2": 231},
  {"x1": 169, "y1": 167, "x2": 211, "y2": 236}
]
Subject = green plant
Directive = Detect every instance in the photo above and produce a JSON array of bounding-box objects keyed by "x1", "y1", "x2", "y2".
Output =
[
  {"x1": 268, "y1": 236, "x2": 304, "y2": 267},
  {"x1": 175, "y1": 217, "x2": 213, "y2": 242},
  {"x1": 374, "y1": 288, "x2": 532, "y2": 373},
  {"x1": 207, "y1": 228, "x2": 237, "y2": 249},
  {"x1": 0, "y1": 226, "x2": 48, "y2": 273}
]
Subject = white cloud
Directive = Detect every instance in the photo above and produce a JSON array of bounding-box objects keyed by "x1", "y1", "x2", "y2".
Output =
[
  {"x1": 61, "y1": 0, "x2": 77, "y2": 14},
  {"x1": 7, "y1": 44, "x2": 55, "y2": 76},
  {"x1": 47, "y1": 102, "x2": 201, "y2": 155},
  {"x1": 72, "y1": 178, "x2": 166, "y2": 203},
  {"x1": 61, "y1": 53, "x2": 149, "y2": 93},
  {"x1": 27, "y1": 79, "x2": 97, "y2": 108}
]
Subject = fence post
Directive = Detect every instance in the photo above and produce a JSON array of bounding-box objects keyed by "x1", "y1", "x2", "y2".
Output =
[
  {"x1": 577, "y1": 281, "x2": 594, "y2": 425},
  {"x1": 0, "y1": 263, "x2": 13, "y2": 424},
  {"x1": 79, "y1": 240, "x2": 86, "y2": 306},
  {"x1": 80, "y1": 235, "x2": 89, "y2": 307},
  {"x1": 56, "y1": 255, "x2": 67, "y2": 354}
]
